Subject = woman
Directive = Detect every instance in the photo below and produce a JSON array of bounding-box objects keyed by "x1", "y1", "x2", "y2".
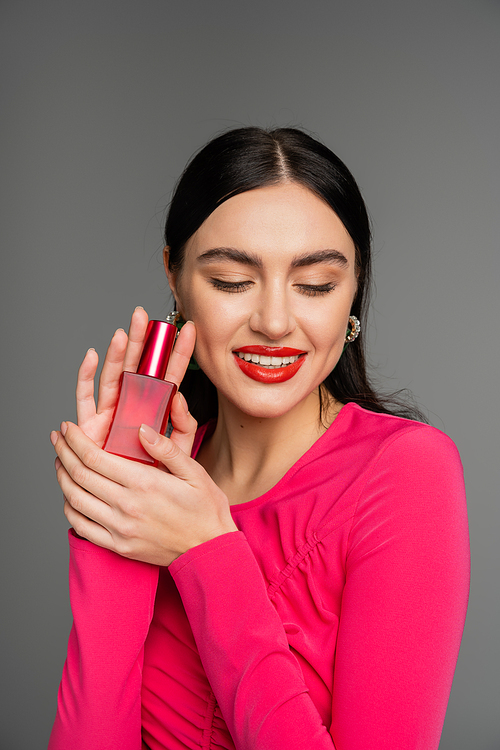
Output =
[{"x1": 49, "y1": 127, "x2": 470, "y2": 750}]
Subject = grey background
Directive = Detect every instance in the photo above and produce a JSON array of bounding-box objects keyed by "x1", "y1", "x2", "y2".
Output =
[{"x1": 1, "y1": 0, "x2": 499, "y2": 747}]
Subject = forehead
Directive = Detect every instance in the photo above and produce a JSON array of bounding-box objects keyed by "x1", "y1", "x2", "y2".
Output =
[{"x1": 185, "y1": 182, "x2": 356, "y2": 263}]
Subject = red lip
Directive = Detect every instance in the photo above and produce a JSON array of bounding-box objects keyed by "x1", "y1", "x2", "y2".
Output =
[
  {"x1": 233, "y1": 352, "x2": 305, "y2": 383},
  {"x1": 234, "y1": 346, "x2": 305, "y2": 356}
]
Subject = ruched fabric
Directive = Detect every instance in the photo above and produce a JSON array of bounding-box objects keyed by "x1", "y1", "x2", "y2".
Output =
[{"x1": 49, "y1": 403, "x2": 470, "y2": 750}]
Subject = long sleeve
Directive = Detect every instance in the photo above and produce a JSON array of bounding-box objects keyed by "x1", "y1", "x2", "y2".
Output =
[
  {"x1": 170, "y1": 424, "x2": 470, "y2": 750},
  {"x1": 170, "y1": 533, "x2": 335, "y2": 749},
  {"x1": 329, "y1": 427, "x2": 470, "y2": 748},
  {"x1": 48, "y1": 530, "x2": 159, "y2": 750}
]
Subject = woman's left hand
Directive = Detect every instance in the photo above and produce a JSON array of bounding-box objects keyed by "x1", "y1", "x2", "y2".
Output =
[{"x1": 50, "y1": 421, "x2": 237, "y2": 566}]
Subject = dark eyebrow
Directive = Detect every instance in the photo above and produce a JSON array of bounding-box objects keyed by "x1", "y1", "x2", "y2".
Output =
[
  {"x1": 291, "y1": 249, "x2": 349, "y2": 269},
  {"x1": 196, "y1": 247, "x2": 349, "y2": 270},
  {"x1": 197, "y1": 247, "x2": 263, "y2": 268}
]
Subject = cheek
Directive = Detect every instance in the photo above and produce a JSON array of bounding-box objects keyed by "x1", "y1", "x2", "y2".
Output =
[
  {"x1": 180, "y1": 288, "x2": 247, "y2": 344},
  {"x1": 173, "y1": 275, "x2": 202, "y2": 320},
  {"x1": 183, "y1": 298, "x2": 232, "y2": 362},
  {"x1": 312, "y1": 316, "x2": 350, "y2": 363}
]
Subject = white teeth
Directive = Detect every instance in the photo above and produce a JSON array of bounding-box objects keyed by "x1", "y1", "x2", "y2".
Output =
[{"x1": 236, "y1": 352, "x2": 300, "y2": 368}]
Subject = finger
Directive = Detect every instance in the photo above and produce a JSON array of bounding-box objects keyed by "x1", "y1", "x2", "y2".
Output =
[
  {"x1": 122, "y1": 306, "x2": 149, "y2": 372},
  {"x1": 139, "y1": 425, "x2": 201, "y2": 483},
  {"x1": 63, "y1": 499, "x2": 114, "y2": 549},
  {"x1": 75, "y1": 348, "x2": 99, "y2": 425},
  {"x1": 56, "y1": 454, "x2": 115, "y2": 529},
  {"x1": 53, "y1": 429, "x2": 118, "y2": 511},
  {"x1": 169, "y1": 392, "x2": 198, "y2": 456},
  {"x1": 54, "y1": 430, "x2": 120, "y2": 536},
  {"x1": 54, "y1": 422, "x2": 132, "y2": 490},
  {"x1": 163, "y1": 321, "x2": 196, "y2": 388},
  {"x1": 95, "y1": 328, "x2": 129, "y2": 416}
]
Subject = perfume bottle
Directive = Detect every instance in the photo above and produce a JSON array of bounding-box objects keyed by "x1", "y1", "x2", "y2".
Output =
[{"x1": 103, "y1": 313, "x2": 178, "y2": 465}]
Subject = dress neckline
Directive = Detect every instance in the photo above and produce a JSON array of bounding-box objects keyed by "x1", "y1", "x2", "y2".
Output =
[{"x1": 191, "y1": 402, "x2": 357, "y2": 512}]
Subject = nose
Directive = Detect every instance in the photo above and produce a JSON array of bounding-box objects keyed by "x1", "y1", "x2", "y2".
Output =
[{"x1": 249, "y1": 281, "x2": 296, "y2": 341}]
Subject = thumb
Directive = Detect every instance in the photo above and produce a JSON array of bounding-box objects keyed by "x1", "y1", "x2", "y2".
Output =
[
  {"x1": 139, "y1": 424, "x2": 198, "y2": 482},
  {"x1": 169, "y1": 392, "x2": 198, "y2": 457}
]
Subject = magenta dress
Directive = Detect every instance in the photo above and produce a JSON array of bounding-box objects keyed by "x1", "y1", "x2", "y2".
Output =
[{"x1": 49, "y1": 403, "x2": 470, "y2": 750}]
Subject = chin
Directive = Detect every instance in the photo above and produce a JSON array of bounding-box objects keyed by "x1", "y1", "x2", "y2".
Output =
[
  {"x1": 239, "y1": 405, "x2": 294, "y2": 420},
  {"x1": 226, "y1": 389, "x2": 316, "y2": 421}
]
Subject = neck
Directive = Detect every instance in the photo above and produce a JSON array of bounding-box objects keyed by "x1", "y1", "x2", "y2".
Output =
[{"x1": 196, "y1": 388, "x2": 341, "y2": 504}]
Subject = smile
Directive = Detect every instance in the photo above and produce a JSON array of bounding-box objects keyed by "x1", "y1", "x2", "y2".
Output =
[
  {"x1": 232, "y1": 347, "x2": 306, "y2": 384},
  {"x1": 235, "y1": 352, "x2": 300, "y2": 368}
]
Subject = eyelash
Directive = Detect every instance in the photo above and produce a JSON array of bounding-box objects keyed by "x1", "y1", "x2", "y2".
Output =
[
  {"x1": 297, "y1": 283, "x2": 337, "y2": 297},
  {"x1": 210, "y1": 279, "x2": 252, "y2": 293},
  {"x1": 209, "y1": 279, "x2": 337, "y2": 296}
]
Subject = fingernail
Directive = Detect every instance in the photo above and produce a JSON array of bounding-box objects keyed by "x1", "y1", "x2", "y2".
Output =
[
  {"x1": 50, "y1": 431, "x2": 58, "y2": 446},
  {"x1": 140, "y1": 424, "x2": 159, "y2": 444},
  {"x1": 60, "y1": 422, "x2": 68, "y2": 436},
  {"x1": 135, "y1": 305, "x2": 145, "y2": 311},
  {"x1": 114, "y1": 328, "x2": 125, "y2": 335},
  {"x1": 177, "y1": 392, "x2": 189, "y2": 413},
  {"x1": 186, "y1": 320, "x2": 194, "y2": 325},
  {"x1": 55, "y1": 457, "x2": 62, "y2": 470}
]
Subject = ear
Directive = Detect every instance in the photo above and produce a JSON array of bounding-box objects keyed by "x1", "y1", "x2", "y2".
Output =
[
  {"x1": 352, "y1": 258, "x2": 361, "y2": 302},
  {"x1": 163, "y1": 246, "x2": 178, "y2": 298},
  {"x1": 163, "y1": 245, "x2": 171, "y2": 276},
  {"x1": 164, "y1": 246, "x2": 186, "y2": 318}
]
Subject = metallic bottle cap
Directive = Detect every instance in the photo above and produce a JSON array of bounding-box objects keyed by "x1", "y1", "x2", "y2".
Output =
[{"x1": 137, "y1": 317, "x2": 177, "y2": 379}]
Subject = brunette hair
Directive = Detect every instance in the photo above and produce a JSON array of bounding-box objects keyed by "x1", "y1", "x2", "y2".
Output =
[{"x1": 165, "y1": 126, "x2": 425, "y2": 424}]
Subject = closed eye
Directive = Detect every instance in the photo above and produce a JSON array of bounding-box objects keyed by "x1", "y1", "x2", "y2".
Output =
[
  {"x1": 209, "y1": 278, "x2": 253, "y2": 293},
  {"x1": 296, "y1": 282, "x2": 337, "y2": 296}
]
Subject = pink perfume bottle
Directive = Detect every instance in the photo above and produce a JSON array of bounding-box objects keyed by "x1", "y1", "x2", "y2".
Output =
[{"x1": 103, "y1": 314, "x2": 178, "y2": 465}]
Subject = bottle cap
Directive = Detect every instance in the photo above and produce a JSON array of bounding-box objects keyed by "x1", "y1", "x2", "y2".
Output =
[{"x1": 137, "y1": 319, "x2": 176, "y2": 379}]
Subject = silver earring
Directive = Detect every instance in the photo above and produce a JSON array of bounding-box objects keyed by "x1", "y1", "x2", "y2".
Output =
[
  {"x1": 344, "y1": 315, "x2": 361, "y2": 343},
  {"x1": 166, "y1": 310, "x2": 179, "y2": 325}
]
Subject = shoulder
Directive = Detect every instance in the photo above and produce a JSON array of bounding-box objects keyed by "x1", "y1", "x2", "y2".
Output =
[
  {"x1": 336, "y1": 405, "x2": 467, "y2": 531},
  {"x1": 339, "y1": 407, "x2": 469, "y2": 573},
  {"x1": 333, "y1": 402, "x2": 462, "y2": 471},
  {"x1": 317, "y1": 403, "x2": 466, "y2": 518},
  {"x1": 289, "y1": 402, "x2": 463, "y2": 503}
]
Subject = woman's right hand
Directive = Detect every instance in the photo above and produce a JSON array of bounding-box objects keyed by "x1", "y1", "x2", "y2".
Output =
[{"x1": 74, "y1": 306, "x2": 198, "y2": 455}]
